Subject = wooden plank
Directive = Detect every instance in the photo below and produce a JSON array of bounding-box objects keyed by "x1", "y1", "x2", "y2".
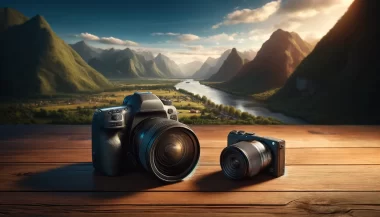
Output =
[
  {"x1": 1, "y1": 192, "x2": 380, "y2": 205},
  {"x1": 1, "y1": 148, "x2": 380, "y2": 165},
  {"x1": 0, "y1": 205, "x2": 379, "y2": 217},
  {"x1": 1, "y1": 125, "x2": 380, "y2": 149},
  {"x1": 1, "y1": 164, "x2": 380, "y2": 192},
  {"x1": 1, "y1": 192, "x2": 379, "y2": 217},
  {"x1": 1, "y1": 205, "x2": 379, "y2": 217}
]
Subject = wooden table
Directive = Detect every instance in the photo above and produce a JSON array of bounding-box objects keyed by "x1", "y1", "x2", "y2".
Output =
[{"x1": 0, "y1": 125, "x2": 379, "y2": 217}]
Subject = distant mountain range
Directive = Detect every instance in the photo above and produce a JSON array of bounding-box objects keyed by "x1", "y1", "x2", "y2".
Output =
[
  {"x1": 154, "y1": 53, "x2": 184, "y2": 78},
  {"x1": 192, "y1": 49, "x2": 256, "y2": 80},
  {"x1": 87, "y1": 48, "x2": 163, "y2": 78},
  {"x1": 137, "y1": 50, "x2": 155, "y2": 61},
  {"x1": 178, "y1": 61, "x2": 203, "y2": 77},
  {"x1": 215, "y1": 29, "x2": 312, "y2": 94},
  {"x1": 69, "y1": 41, "x2": 102, "y2": 62},
  {"x1": 0, "y1": 8, "x2": 112, "y2": 96},
  {"x1": 269, "y1": 0, "x2": 380, "y2": 124},
  {"x1": 69, "y1": 41, "x2": 185, "y2": 79}
]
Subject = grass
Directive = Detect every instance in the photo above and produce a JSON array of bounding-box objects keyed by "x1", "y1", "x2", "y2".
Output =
[
  {"x1": 111, "y1": 78, "x2": 180, "y2": 85},
  {"x1": 0, "y1": 79, "x2": 203, "y2": 120},
  {"x1": 252, "y1": 88, "x2": 281, "y2": 101},
  {"x1": 178, "y1": 109, "x2": 202, "y2": 118}
]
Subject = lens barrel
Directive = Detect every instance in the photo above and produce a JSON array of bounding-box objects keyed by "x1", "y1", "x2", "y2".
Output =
[
  {"x1": 132, "y1": 117, "x2": 200, "y2": 182},
  {"x1": 220, "y1": 141, "x2": 272, "y2": 179}
]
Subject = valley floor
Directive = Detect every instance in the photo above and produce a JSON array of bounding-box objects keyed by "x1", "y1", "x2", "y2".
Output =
[{"x1": 0, "y1": 79, "x2": 283, "y2": 125}]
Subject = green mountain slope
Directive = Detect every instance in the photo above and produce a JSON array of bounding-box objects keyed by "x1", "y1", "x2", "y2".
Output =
[
  {"x1": 88, "y1": 48, "x2": 164, "y2": 78},
  {"x1": 0, "y1": 10, "x2": 112, "y2": 96},
  {"x1": 269, "y1": 0, "x2": 379, "y2": 124},
  {"x1": 216, "y1": 30, "x2": 312, "y2": 94},
  {"x1": 0, "y1": 7, "x2": 28, "y2": 32},
  {"x1": 154, "y1": 53, "x2": 184, "y2": 78}
]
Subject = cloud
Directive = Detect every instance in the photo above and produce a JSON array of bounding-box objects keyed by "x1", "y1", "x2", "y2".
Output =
[
  {"x1": 182, "y1": 44, "x2": 204, "y2": 51},
  {"x1": 78, "y1": 32, "x2": 100, "y2": 41},
  {"x1": 274, "y1": 20, "x2": 302, "y2": 31},
  {"x1": 206, "y1": 33, "x2": 236, "y2": 42},
  {"x1": 177, "y1": 34, "x2": 201, "y2": 42},
  {"x1": 298, "y1": 31, "x2": 325, "y2": 44},
  {"x1": 98, "y1": 37, "x2": 139, "y2": 46},
  {"x1": 237, "y1": 39, "x2": 245, "y2": 44},
  {"x1": 212, "y1": 0, "x2": 281, "y2": 29},
  {"x1": 246, "y1": 28, "x2": 273, "y2": 42},
  {"x1": 279, "y1": 0, "x2": 348, "y2": 18},
  {"x1": 76, "y1": 33, "x2": 139, "y2": 46},
  {"x1": 151, "y1": 32, "x2": 180, "y2": 36},
  {"x1": 154, "y1": 32, "x2": 201, "y2": 42}
]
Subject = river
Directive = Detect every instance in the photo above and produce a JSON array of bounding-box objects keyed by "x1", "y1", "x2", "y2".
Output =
[{"x1": 174, "y1": 80, "x2": 306, "y2": 124}]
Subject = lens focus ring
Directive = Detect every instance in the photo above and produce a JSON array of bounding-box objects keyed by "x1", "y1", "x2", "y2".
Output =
[
  {"x1": 220, "y1": 141, "x2": 272, "y2": 179},
  {"x1": 220, "y1": 147, "x2": 249, "y2": 180}
]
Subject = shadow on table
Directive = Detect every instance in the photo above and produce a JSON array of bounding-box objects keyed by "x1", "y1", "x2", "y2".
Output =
[
  {"x1": 194, "y1": 170, "x2": 275, "y2": 191},
  {"x1": 17, "y1": 163, "x2": 172, "y2": 199}
]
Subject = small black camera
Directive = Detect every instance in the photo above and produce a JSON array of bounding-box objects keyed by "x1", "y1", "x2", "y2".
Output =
[
  {"x1": 220, "y1": 130, "x2": 285, "y2": 180},
  {"x1": 92, "y1": 92, "x2": 200, "y2": 183}
]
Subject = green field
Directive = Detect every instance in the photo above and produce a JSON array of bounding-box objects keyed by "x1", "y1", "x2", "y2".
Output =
[{"x1": 0, "y1": 79, "x2": 282, "y2": 125}]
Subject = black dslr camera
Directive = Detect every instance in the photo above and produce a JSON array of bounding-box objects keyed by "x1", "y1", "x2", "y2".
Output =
[
  {"x1": 91, "y1": 92, "x2": 200, "y2": 183},
  {"x1": 220, "y1": 130, "x2": 285, "y2": 180}
]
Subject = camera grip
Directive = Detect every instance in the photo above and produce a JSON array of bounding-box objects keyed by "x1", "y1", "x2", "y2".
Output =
[{"x1": 95, "y1": 131, "x2": 123, "y2": 176}]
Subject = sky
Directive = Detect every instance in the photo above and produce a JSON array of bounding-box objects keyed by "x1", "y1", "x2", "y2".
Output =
[{"x1": 2, "y1": 0, "x2": 354, "y2": 64}]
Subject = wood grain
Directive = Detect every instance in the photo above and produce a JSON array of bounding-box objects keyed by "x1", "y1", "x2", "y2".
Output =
[
  {"x1": 1, "y1": 164, "x2": 380, "y2": 192},
  {"x1": 1, "y1": 148, "x2": 380, "y2": 165},
  {"x1": 1, "y1": 192, "x2": 380, "y2": 205},
  {"x1": 0, "y1": 125, "x2": 379, "y2": 217},
  {"x1": 1, "y1": 125, "x2": 379, "y2": 149}
]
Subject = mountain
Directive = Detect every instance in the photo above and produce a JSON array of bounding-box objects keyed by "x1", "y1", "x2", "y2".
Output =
[
  {"x1": 192, "y1": 50, "x2": 232, "y2": 80},
  {"x1": 0, "y1": 7, "x2": 28, "y2": 32},
  {"x1": 137, "y1": 50, "x2": 155, "y2": 61},
  {"x1": 178, "y1": 61, "x2": 203, "y2": 77},
  {"x1": 154, "y1": 53, "x2": 184, "y2": 78},
  {"x1": 70, "y1": 40, "x2": 101, "y2": 62},
  {"x1": 217, "y1": 29, "x2": 312, "y2": 94},
  {"x1": 88, "y1": 48, "x2": 165, "y2": 78},
  {"x1": 207, "y1": 48, "x2": 244, "y2": 82},
  {"x1": 89, "y1": 48, "x2": 147, "y2": 78},
  {"x1": 0, "y1": 9, "x2": 112, "y2": 96},
  {"x1": 144, "y1": 60, "x2": 166, "y2": 78},
  {"x1": 192, "y1": 57, "x2": 217, "y2": 79},
  {"x1": 269, "y1": 0, "x2": 379, "y2": 124},
  {"x1": 205, "y1": 49, "x2": 232, "y2": 79}
]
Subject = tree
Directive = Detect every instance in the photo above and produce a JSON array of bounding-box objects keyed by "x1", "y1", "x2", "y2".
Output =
[
  {"x1": 234, "y1": 109, "x2": 242, "y2": 118},
  {"x1": 241, "y1": 112, "x2": 250, "y2": 120},
  {"x1": 218, "y1": 104, "x2": 223, "y2": 112},
  {"x1": 228, "y1": 106, "x2": 236, "y2": 115},
  {"x1": 201, "y1": 96, "x2": 207, "y2": 103},
  {"x1": 222, "y1": 106, "x2": 229, "y2": 113}
]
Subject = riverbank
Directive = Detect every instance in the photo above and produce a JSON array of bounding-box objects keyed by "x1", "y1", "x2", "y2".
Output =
[
  {"x1": 175, "y1": 80, "x2": 307, "y2": 124},
  {"x1": 200, "y1": 81, "x2": 281, "y2": 102}
]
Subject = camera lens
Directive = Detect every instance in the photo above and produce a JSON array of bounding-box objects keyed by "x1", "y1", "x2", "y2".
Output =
[
  {"x1": 220, "y1": 141, "x2": 272, "y2": 179},
  {"x1": 132, "y1": 117, "x2": 200, "y2": 183}
]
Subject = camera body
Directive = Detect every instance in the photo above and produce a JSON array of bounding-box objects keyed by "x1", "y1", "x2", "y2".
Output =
[
  {"x1": 225, "y1": 130, "x2": 285, "y2": 178},
  {"x1": 92, "y1": 92, "x2": 179, "y2": 177}
]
